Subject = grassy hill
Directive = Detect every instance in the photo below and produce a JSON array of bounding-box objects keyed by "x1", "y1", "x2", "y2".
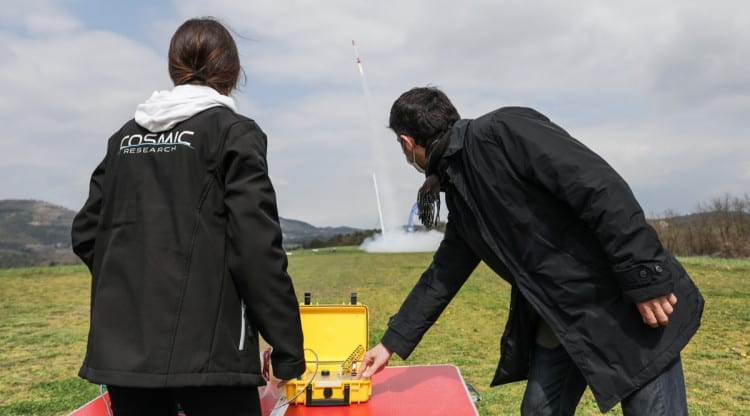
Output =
[
  {"x1": 0, "y1": 200, "x2": 78, "y2": 268},
  {"x1": 279, "y1": 217, "x2": 362, "y2": 247},
  {"x1": 0, "y1": 199, "x2": 364, "y2": 268}
]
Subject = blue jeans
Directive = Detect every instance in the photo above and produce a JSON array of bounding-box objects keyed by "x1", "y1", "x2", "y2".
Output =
[{"x1": 520, "y1": 344, "x2": 688, "y2": 415}]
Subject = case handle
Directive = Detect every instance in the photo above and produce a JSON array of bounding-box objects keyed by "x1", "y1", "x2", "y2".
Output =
[{"x1": 305, "y1": 385, "x2": 350, "y2": 406}]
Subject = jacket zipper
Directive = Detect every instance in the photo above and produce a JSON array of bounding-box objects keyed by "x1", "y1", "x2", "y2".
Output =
[{"x1": 239, "y1": 301, "x2": 247, "y2": 351}]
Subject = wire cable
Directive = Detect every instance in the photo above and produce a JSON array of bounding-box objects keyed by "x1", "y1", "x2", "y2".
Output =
[
  {"x1": 263, "y1": 347, "x2": 319, "y2": 414},
  {"x1": 100, "y1": 384, "x2": 113, "y2": 416}
]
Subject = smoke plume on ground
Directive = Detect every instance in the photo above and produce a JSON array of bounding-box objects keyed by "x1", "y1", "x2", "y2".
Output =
[{"x1": 360, "y1": 229, "x2": 443, "y2": 253}]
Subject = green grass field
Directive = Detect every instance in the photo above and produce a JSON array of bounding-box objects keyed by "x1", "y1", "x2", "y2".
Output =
[{"x1": 1, "y1": 252, "x2": 748, "y2": 415}]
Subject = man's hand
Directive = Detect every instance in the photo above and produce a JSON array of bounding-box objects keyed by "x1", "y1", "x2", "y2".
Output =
[
  {"x1": 636, "y1": 293, "x2": 677, "y2": 328},
  {"x1": 356, "y1": 342, "x2": 393, "y2": 379}
]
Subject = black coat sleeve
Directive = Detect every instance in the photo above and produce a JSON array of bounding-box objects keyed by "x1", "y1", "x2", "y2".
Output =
[
  {"x1": 71, "y1": 157, "x2": 106, "y2": 272},
  {"x1": 381, "y1": 219, "x2": 480, "y2": 359},
  {"x1": 499, "y1": 110, "x2": 674, "y2": 301},
  {"x1": 222, "y1": 120, "x2": 305, "y2": 380}
]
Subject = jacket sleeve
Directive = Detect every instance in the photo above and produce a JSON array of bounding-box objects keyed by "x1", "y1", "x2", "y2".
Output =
[
  {"x1": 221, "y1": 120, "x2": 305, "y2": 380},
  {"x1": 381, "y1": 219, "x2": 480, "y2": 359},
  {"x1": 499, "y1": 110, "x2": 673, "y2": 302},
  {"x1": 71, "y1": 157, "x2": 106, "y2": 272}
]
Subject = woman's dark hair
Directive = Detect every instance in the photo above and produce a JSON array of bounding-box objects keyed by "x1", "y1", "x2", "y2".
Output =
[
  {"x1": 388, "y1": 86, "x2": 460, "y2": 146},
  {"x1": 168, "y1": 18, "x2": 241, "y2": 95}
]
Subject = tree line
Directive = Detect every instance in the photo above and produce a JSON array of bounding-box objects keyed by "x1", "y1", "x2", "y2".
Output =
[
  {"x1": 303, "y1": 194, "x2": 750, "y2": 259},
  {"x1": 304, "y1": 229, "x2": 379, "y2": 249},
  {"x1": 650, "y1": 193, "x2": 750, "y2": 258}
]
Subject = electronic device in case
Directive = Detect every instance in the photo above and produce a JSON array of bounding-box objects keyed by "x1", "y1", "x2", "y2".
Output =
[{"x1": 284, "y1": 292, "x2": 372, "y2": 406}]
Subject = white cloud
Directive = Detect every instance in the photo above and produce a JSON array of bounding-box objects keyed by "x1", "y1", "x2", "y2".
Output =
[
  {"x1": 1, "y1": 0, "x2": 748, "y2": 228},
  {"x1": 0, "y1": 23, "x2": 168, "y2": 210},
  {"x1": 24, "y1": 11, "x2": 81, "y2": 35},
  {"x1": 1, "y1": 0, "x2": 81, "y2": 35}
]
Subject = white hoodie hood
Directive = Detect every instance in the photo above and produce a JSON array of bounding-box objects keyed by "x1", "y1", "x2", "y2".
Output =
[{"x1": 134, "y1": 84, "x2": 237, "y2": 132}]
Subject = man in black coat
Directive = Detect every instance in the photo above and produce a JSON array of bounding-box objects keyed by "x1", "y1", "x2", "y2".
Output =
[{"x1": 358, "y1": 87, "x2": 704, "y2": 414}]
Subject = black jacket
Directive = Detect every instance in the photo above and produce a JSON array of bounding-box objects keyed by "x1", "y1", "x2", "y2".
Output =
[
  {"x1": 381, "y1": 107, "x2": 704, "y2": 412},
  {"x1": 72, "y1": 107, "x2": 305, "y2": 387}
]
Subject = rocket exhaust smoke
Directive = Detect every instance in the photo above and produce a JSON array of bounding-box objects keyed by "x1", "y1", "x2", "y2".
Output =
[
  {"x1": 359, "y1": 229, "x2": 444, "y2": 253},
  {"x1": 351, "y1": 41, "x2": 443, "y2": 253}
]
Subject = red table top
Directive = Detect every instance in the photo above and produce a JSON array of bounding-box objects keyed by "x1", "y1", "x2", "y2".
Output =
[
  {"x1": 70, "y1": 365, "x2": 478, "y2": 416},
  {"x1": 265, "y1": 365, "x2": 478, "y2": 416}
]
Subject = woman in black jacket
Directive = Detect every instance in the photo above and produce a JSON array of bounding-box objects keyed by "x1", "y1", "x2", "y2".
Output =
[{"x1": 72, "y1": 18, "x2": 305, "y2": 416}]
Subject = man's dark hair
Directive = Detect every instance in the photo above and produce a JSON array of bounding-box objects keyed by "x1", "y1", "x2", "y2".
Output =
[
  {"x1": 168, "y1": 18, "x2": 242, "y2": 95},
  {"x1": 388, "y1": 86, "x2": 460, "y2": 146}
]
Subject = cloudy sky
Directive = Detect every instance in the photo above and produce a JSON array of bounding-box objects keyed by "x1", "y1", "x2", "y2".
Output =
[{"x1": 2, "y1": 0, "x2": 748, "y2": 228}]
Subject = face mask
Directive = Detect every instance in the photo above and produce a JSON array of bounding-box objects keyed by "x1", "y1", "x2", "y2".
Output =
[
  {"x1": 399, "y1": 135, "x2": 426, "y2": 174},
  {"x1": 411, "y1": 159, "x2": 426, "y2": 174},
  {"x1": 408, "y1": 144, "x2": 425, "y2": 174}
]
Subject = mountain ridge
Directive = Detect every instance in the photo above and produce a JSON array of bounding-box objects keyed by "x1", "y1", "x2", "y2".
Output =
[{"x1": 0, "y1": 199, "x2": 360, "y2": 268}]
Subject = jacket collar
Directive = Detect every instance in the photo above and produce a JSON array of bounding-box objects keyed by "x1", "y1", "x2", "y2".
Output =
[{"x1": 444, "y1": 119, "x2": 471, "y2": 158}]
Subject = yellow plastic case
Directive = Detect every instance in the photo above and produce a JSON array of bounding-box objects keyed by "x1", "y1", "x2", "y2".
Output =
[{"x1": 284, "y1": 293, "x2": 372, "y2": 406}]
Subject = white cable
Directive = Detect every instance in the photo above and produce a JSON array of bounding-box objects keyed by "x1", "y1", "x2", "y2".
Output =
[
  {"x1": 101, "y1": 384, "x2": 113, "y2": 416},
  {"x1": 264, "y1": 347, "x2": 319, "y2": 414}
]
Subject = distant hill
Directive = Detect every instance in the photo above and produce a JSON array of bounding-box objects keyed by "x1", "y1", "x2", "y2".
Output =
[
  {"x1": 0, "y1": 199, "x2": 361, "y2": 269},
  {"x1": 0, "y1": 200, "x2": 78, "y2": 268},
  {"x1": 279, "y1": 218, "x2": 360, "y2": 246}
]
